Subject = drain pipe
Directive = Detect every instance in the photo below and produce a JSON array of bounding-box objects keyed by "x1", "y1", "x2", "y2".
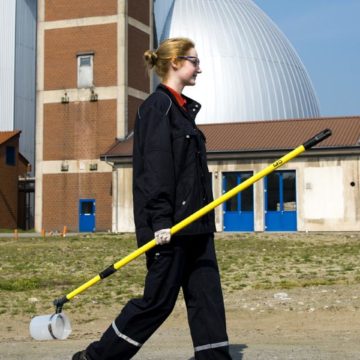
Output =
[{"x1": 103, "y1": 155, "x2": 118, "y2": 233}]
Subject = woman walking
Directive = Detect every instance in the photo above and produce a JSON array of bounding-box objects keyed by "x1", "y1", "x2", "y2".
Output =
[{"x1": 73, "y1": 37, "x2": 232, "y2": 360}]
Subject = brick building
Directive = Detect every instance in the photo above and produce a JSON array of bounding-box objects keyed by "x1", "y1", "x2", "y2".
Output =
[
  {"x1": 0, "y1": 131, "x2": 30, "y2": 229},
  {"x1": 35, "y1": 0, "x2": 152, "y2": 232}
]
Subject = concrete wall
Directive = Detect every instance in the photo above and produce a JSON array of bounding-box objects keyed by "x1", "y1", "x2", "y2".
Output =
[
  {"x1": 299, "y1": 157, "x2": 360, "y2": 231},
  {"x1": 210, "y1": 155, "x2": 360, "y2": 232},
  {"x1": 112, "y1": 164, "x2": 134, "y2": 232},
  {"x1": 112, "y1": 154, "x2": 360, "y2": 233}
]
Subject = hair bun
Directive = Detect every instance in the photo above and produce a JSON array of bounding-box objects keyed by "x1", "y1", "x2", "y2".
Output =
[{"x1": 144, "y1": 50, "x2": 158, "y2": 68}]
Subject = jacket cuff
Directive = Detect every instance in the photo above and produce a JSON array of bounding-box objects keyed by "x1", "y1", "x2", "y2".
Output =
[{"x1": 152, "y1": 220, "x2": 173, "y2": 233}]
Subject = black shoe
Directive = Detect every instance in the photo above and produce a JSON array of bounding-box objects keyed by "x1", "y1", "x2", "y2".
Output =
[{"x1": 72, "y1": 350, "x2": 89, "y2": 360}]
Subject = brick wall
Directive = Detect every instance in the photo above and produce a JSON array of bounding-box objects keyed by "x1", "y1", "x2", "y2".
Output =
[
  {"x1": 42, "y1": 172, "x2": 112, "y2": 231},
  {"x1": 128, "y1": 96, "x2": 144, "y2": 133},
  {"x1": 128, "y1": 0, "x2": 150, "y2": 26},
  {"x1": 44, "y1": 24, "x2": 117, "y2": 90},
  {"x1": 128, "y1": 25, "x2": 150, "y2": 93},
  {"x1": 45, "y1": 0, "x2": 117, "y2": 21},
  {"x1": 0, "y1": 137, "x2": 19, "y2": 229},
  {"x1": 43, "y1": 100, "x2": 116, "y2": 160}
]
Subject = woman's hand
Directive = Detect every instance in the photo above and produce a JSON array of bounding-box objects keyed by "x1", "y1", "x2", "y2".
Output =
[{"x1": 154, "y1": 229, "x2": 171, "y2": 245}]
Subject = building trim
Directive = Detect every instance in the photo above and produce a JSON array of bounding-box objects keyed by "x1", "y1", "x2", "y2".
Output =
[
  {"x1": 35, "y1": 0, "x2": 45, "y2": 231},
  {"x1": 117, "y1": 0, "x2": 127, "y2": 139},
  {"x1": 128, "y1": 87, "x2": 148, "y2": 100},
  {"x1": 128, "y1": 17, "x2": 151, "y2": 34},
  {"x1": 41, "y1": 160, "x2": 112, "y2": 174},
  {"x1": 101, "y1": 146, "x2": 360, "y2": 165},
  {"x1": 149, "y1": 0, "x2": 154, "y2": 91},
  {"x1": 43, "y1": 87, "x2": 118, "y2": 104},
  {"x1": 43, "y1": 16, "x2": 117, "y2": 30},
  {"x1": 206, "y1": 147, "x2": 360, "y2": 161}
]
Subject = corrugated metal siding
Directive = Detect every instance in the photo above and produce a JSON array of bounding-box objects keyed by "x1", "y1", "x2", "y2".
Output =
[
  {"x1": 157, "y1": 0, "x2": 320, "y2": 124},
  {"x1": 14, "y1": 0, "x2": 37, "y2": 169},
  {"x1": 0, "y1": 1, "x2": 16, "y2": 130}
]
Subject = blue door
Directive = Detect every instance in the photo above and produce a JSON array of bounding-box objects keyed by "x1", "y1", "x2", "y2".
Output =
[
  {"x1": 265, "y1": 171, "x2": 297, "y2": 231},
  {"x1": 223, "y1": 172, "x2": 254, "y2": 231},
  {"x1": 79, "y1": 199, "x2": 96, "y2": 232}
]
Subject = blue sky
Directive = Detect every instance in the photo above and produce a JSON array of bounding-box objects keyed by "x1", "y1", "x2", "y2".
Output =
[{"x1": 253, "y1": 0, "x2": 360, "y2": 117}]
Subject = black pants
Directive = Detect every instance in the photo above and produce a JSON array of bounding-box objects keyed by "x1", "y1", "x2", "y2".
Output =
[{"x1": 87, "y1": 233, "x2": 231, "y2": 360}]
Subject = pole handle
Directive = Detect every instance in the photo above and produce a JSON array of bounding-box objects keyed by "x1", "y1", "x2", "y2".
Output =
[{"x1": 303, "y1": 128, "x2": 332, "y2": 150}]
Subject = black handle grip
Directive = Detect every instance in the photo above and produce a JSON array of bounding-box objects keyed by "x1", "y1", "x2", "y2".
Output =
[
  {"x1": 53, "y1": 296, "x2": 69, "y2": 313},
  {"x1": 303, "y1": 128, "x2": 332, "y2": 150}
]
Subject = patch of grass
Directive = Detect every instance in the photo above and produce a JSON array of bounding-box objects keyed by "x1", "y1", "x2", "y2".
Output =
[
  {"x1": 1, "y1": 232, "x2": 360, "y2": 315},
  {"x1": 216, "y1": 232, "x2": 360, "y2": 293},
  {"x1": 0, "y1": 228, "x2": 35, "y2": 233},
  {"x1": 0, "y1": 278, "x2": 40, "y2": 291}
]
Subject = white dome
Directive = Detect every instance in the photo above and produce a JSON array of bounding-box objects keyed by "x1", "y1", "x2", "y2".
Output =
[{"x1": 157, "y1": 0, "x2": 320, "y2": 124}]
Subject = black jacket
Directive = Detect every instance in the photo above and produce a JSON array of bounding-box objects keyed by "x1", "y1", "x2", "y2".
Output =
[{"x1": 132, "y1": 84, "x2": 216, "y2": 246}]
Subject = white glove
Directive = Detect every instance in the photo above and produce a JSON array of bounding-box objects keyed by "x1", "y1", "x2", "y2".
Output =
[{"x1": 154, "y1": 228, "x2": 171, "y2": 245}]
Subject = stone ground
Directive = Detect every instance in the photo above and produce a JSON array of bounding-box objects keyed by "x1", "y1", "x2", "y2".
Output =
[{"x1": 1, "y1": 284, "x2": 360, "y2": 360}]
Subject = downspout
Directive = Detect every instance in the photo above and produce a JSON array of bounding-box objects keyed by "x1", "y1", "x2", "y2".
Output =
[{"x1": 103, "y1": 155, "x2": 118, "y2": 233}]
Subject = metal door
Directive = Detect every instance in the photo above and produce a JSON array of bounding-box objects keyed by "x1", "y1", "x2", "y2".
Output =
[
  {"x1": 79, "y1": 199, "x2": 96, "y2": 232},
  {"x1": 265, "y1": 171, "x2": 297, "y2": 231},
  {"x1": 223, "y1": 172, "x2": 254, "y2": 231}
]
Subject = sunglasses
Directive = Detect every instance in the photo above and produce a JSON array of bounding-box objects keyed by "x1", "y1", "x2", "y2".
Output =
[{"x1": 177, "y1": 56, "x2": 200, "y2": 67}]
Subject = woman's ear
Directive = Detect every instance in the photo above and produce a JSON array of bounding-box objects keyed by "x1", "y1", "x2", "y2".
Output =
[{"x1": 170, "y1": 58, "x2": 180, "y2": 70}]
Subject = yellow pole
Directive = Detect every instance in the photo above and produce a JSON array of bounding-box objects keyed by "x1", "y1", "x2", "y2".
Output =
[{"x1": 54, "y1": 129, "x2": 331, "y2": 310}]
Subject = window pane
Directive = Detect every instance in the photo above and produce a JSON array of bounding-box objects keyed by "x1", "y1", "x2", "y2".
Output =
[
  {"x1": 6, "y1": 146, "x2": 16, "y2": 166},
  {"x1": 240, "y1": 173, "x2": 253, "y2": 211},
  {"x1": 283, "y1": 171, "x2": 296, "y2": 211},
  {"x1": 81, "y1": 201, "x2": 93, "y2": 215},
  {"x1": 78, "y1": 55, "x2": 93, "y2": 88},
  {"x1": 224, "y1": 173, "x2": 238, "y2": 211},
  {"x1": 267, "y1": 173, "x2": 279, "y2": 211},
  {"x1": 80, "y1": 56, "x2": 91, "y2": 67}
]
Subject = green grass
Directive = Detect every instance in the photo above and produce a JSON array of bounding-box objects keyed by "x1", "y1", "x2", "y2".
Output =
[
  {"x1": 0, "y1": 228, "x2": 35, "y2": 233},
  {"x1": 216, "y1": 232, "x2": 360, "y2": 292},
  {"x1": 1, "y1": 232, "x2": 360, "y2": 315}
]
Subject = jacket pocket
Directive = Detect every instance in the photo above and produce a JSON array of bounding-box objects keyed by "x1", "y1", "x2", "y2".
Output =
[
  {"x1": 172, "y1": 129, "x2": 198, "y2": 176},
  {"x1": 175, "y1": 174, "x2": 194, "y2": 209}
]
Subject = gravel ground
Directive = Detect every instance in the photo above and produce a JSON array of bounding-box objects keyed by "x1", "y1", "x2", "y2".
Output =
[{"x1": 1, "y1": 284, "x2": 360, "y2": 360}]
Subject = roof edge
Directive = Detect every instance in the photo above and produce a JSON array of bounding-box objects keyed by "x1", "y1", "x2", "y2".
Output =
[{"x1": 0, "y1": 130, "x2": 21, "y2": 145}]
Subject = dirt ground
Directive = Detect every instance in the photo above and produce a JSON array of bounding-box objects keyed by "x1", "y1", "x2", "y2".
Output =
[{"x1": 1, "y1": 283, "x2": 360, "y2": 360}]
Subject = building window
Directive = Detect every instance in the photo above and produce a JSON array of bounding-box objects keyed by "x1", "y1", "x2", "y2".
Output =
[
  {"x1": 77, "y1": 54, "x2": 94, "y2": 88},
  {"x1": 6, "y1": 146, "x2": 16, "y2": 166}
]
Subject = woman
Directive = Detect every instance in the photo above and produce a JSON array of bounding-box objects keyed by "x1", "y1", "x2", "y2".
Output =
[{"x1": 73, "y1": 37, "x2": 232, "y2": 360}]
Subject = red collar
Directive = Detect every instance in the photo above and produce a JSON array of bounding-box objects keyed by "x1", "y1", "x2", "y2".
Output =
[{"x1": 163, "y1": 84, "x2": 187, "y2": 108}]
